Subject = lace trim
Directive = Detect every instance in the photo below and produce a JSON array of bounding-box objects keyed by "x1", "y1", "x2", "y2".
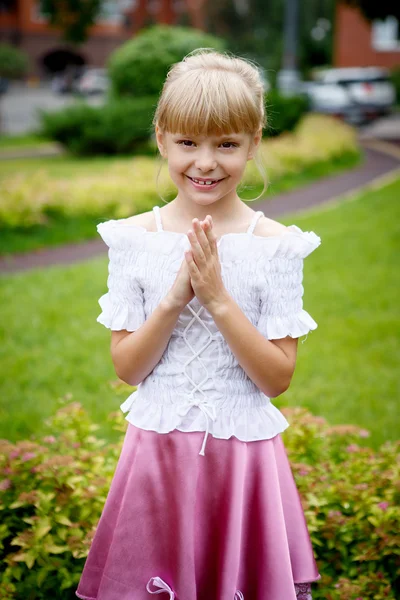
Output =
[{"x1": 295, "y1": 582, "x2": 312, "y2": 599}]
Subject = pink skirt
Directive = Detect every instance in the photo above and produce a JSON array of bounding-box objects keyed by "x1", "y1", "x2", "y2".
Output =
[{"x1": 76, "y1": 424, "x2": 321, "y2": 600}]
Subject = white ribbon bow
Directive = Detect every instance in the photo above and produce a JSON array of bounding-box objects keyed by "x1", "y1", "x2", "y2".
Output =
[
  {"x1": 234, "y1": 592, "x2": 245, "y2": 600},
  {"x1": 146, "y1": 576, "x2": 175, "y2": 598},
  {"x1": 177, "y1": 395, "x2": 217, "y2": 456}
]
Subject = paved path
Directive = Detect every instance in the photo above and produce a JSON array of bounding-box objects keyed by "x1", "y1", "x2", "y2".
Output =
[
  {"x1": 0, "y1": 142, "x2": 65, "y2": 160},
  {"x1": 1, "y1": 140, "x2": 399, "y2": 275},
  {"x1": 1, "y1": 81, "x2": 105, "y2": 136}
]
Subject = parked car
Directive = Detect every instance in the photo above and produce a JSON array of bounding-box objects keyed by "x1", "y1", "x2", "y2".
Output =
[
  {"x1": 51, "y1": 66, "x2": 84, "y2": 94},
  {"x1": 0, "y1": 77, "x2": 9, "y2": 94},
  {"x1": 303, "y1": 67, "x2": 396, "y2": 125},
  {"x1": 75, "y1": 68, "x2": 110, "y2": 95}
]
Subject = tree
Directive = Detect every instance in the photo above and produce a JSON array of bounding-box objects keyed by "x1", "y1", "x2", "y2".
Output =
[
  {"x1": 204, "y1": 0, "x2": 334, "y2": 80},
  {"x1": 0, "y1": 43, "x2": 28, "y2": 80},
  {"x1": 38, "y1": 0, "x2": 103, "y2": 44},
  {"x1": 342, "y1": 0, "x2": 400, "y2": 22}
]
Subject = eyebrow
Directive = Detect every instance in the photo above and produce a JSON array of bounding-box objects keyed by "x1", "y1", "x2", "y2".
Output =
[{"x1": 172, "y1": 133, "x2": 243, "y2": 140}]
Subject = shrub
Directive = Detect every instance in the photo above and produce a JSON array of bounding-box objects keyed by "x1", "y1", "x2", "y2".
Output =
[
  {"x1": 0, "y1": 398, "x2": 126, "y2": 599},
  {"x1": 264, "y1": 88, "x2": 310, "y2": 137},
  {"x1": 107, "y1": 24, "x2": 226, "y2": 98},
  {"x1": 390, "y1": 67, "x2": 400, "y2": 104},
  {"x1": 39, "y1": 96, "x2": 159, "y2": 155},
  {"x1": 0, "y1": 44, "x2": 28, "y2": 80},
  {"x1": 282, "y1": 407, "x2": 400, "y2": 600},
  {"x1": 39, "y1": 84, "x2": 308, "y2": 158},
  {"x1": 0, "y1": 401, "x2": 398, "y2": 599}
]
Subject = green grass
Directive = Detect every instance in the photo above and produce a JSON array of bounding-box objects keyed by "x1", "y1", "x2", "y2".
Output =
[
  {"x1": 0, "y1": 132, "x2": 51, "y2": 149},
  {"x1": 0, "y1": 150, "x2": 362, "y2": 255},
  {"x1": 1, "y1": 173, "x2": 398, "y2": 449}
]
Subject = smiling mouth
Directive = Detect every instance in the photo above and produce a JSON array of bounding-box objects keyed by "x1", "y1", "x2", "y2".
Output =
[{"x1": 187, "y1": 176, "x2": 225, "y2": 186}]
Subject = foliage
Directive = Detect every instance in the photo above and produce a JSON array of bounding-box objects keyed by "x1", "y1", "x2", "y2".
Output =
[
  {"x1": 0, "y1": 402, "x2": 398, "y2": 598},
  {"x1": 205, "y1": 0, "x2": 335, "y2": 76},
  {"x1": 0, "y1": 44, "x2": 28, "y2": 80},
  {"x1": 0, "y1": 400, "x2": 126, "y2": 598},
  {"x1": 39, "y1": 87, "x2": 307, "y2": 156},
  {"x1": 107, "y1": 24, "x2": 227, "y2": 98},
  {"x1": 0, "y1": 114, "x2": 359, "y2": 229},
  {"x1": 264, "y1": 89, "x2": 310, "y2": 137},
  {"x1": 39, "y1": 96, "x2": 159, "y2": 155},
  {"x1": 390, "y1": 67, "x2": 400, "y2": 104},
  {"x1": 281, "y1": 408, "x2": 400, "y2": 599},
  {"x1": 38, "y1": 0, "x2": 102, "y2": 44},
  {"x1": 342, "y1": 0, "x2": 400, "y2": 21}
]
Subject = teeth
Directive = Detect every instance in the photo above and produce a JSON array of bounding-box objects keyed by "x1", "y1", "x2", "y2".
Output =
[{"x1": 192, "y1": 178, "x2": 217, "y2": 185}]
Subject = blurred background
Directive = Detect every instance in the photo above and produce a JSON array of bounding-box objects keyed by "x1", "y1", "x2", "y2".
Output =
[{"x1": 0, "y1": 0, "x2": 399, "y2": 134}]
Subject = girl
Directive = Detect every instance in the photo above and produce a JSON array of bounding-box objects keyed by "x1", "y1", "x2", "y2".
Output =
[{"x1": 76, "y1": 50, "x2": 322, "y2": 600}]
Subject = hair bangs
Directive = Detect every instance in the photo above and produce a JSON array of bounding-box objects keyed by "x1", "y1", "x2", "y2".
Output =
[{"x1": 157, "y1": 69, "x2": 261, "y2": 136}]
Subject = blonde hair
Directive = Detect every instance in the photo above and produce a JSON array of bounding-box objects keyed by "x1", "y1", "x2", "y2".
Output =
[{"x1": 153, "y1": 49, "x2": 268, "y2": 202}]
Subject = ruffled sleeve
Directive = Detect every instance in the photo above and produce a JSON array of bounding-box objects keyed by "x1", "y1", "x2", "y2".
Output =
[
  {"x1": 96, "y1": 220, "x2": 146, "y2": 332},
  {"x1": 256, "y1": 226, "x2": 322, "y2": 341}
]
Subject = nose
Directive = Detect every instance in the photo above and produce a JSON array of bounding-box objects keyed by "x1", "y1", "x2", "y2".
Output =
[{"x1": 195, "y1": 148, "x2": 217, "y2": 173}]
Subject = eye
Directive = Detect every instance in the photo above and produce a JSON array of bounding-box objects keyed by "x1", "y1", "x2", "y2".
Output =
[
  {"x1": 221, "y1": 142, "x2": 238, "y2": 149},
  {"x1": 177, "y1": 140, "x2": 195, "y2": 147}
]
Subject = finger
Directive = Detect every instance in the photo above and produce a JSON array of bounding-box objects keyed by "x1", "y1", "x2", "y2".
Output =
[
  {"x1": 184, "y1": 249, "x2": 199, "y2": 277},
  {"x1": 203, "y1": 215, "x2": 218, "y2": 253},
  {"x1": 188, "y1": 227, "x2": 206, "y2": 266},
  {"x1": 193, "y1": 218, "x2": 211, "y2": 258},
  {"x1": 193, "y1": 219, "x2": 211, "y2": 262}
]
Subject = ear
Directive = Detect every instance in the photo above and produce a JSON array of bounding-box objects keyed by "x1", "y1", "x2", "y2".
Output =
[
  {"x1": 155, "y1": 125, "x2": 167, "y2": 158},
  {"x1": 247, "y1": 127, "x2": 263, "y2": 160}
]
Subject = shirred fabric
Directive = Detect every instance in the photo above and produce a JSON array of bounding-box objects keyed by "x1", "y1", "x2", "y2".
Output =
[
  {"x1": 94, "y1": 217, "x2": 322, "y2": 456},
  {"x1": 256, "y1": 257, "x2": 319, "y2": 340},
  {"x1": 96, "y1": 222, "x2": 146, "y2": 332}
]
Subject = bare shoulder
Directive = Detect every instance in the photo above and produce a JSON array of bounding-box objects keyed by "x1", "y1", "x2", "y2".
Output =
[
  {"x1": 254, "y1": 215, "x2": 289, "y2": 238},
  {"x1": 123, "y1": 210, "x2": 157, "y2": 231}
]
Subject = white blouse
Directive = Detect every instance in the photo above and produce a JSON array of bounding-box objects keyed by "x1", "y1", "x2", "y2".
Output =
[{"x1": 97, "y1": 206, "x2": 322, "y2": 456}]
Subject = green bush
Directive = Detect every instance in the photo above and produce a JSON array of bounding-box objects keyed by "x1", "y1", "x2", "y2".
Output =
[
  {"x1": 264, "y1": 88, "x2": 310, "y2": 137},
  {"x1": 107, "y1": 24, "x2": 226, "y2": 98},
  {"x1": 0, "y1": 402, "x2": 398, "y2": 599},
  {"x1": 390, "y1": 67, "x2": 400, "y2": 104},
  {"x1": 38, "y1": 75, "x2": 308, "y2": 157},
  {"x1": 0, "y1": 44, "x2": 28, "y2": 80},
  {"x1": 39, "y1": 96, "x2": 159, "y2": 155}
]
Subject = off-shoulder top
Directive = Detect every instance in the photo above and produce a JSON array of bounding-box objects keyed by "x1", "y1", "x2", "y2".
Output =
[{"x1": 96, "y1": 206, "x2": 322, "y2": 456}]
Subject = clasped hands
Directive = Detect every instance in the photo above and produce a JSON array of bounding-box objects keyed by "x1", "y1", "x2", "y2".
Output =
[{"x1": 184, "y1": 215, "x2": 230, "y2": 313}]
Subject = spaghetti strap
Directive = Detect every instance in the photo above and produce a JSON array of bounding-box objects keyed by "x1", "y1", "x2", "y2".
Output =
[
  {"x1": 152, "y1": 206, "x2": 163, "y2": 232},
  {"x1": 247, "y1": 210, "x2": 264, "y2": 235}
]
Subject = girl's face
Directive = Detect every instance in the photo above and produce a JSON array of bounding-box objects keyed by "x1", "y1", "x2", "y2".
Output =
[{"x1": 156, "y1": 127, "x2": 261, "y2": 207}]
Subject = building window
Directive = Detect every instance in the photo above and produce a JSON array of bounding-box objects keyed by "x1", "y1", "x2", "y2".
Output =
[
  {"x1": 31, "y1": 0, "x2": 136, "y2": 26},
  {"x1": 372, "y1": 16, "x2": 400, "y2": 52},
  {"x1": 98, "y1": 0, "x2": 136, "y2": 24}
]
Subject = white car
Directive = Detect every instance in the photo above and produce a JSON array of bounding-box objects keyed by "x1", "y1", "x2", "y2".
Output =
[
  {"x1": 76, "y1": 68, "x2": 110, "y2": 95},
  {"x1": 303, "y1": 67, "x2": 396, "y2": 124}
]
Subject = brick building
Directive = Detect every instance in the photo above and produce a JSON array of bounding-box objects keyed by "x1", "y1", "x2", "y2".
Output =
[
  {"x1": 334, "y1": 3, "x2": 400, "y2": 68},
  {"x1": 0, "y1": 0, "x2": 206, "y2": 76}
]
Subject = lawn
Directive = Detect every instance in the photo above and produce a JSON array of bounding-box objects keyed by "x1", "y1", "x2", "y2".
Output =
[
  {"x1": 1, "y1": 175, "x2": 399, "y2": 449},
  {"x1": 0, "y1": 132, "x2": 50, "y2": 150}
]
